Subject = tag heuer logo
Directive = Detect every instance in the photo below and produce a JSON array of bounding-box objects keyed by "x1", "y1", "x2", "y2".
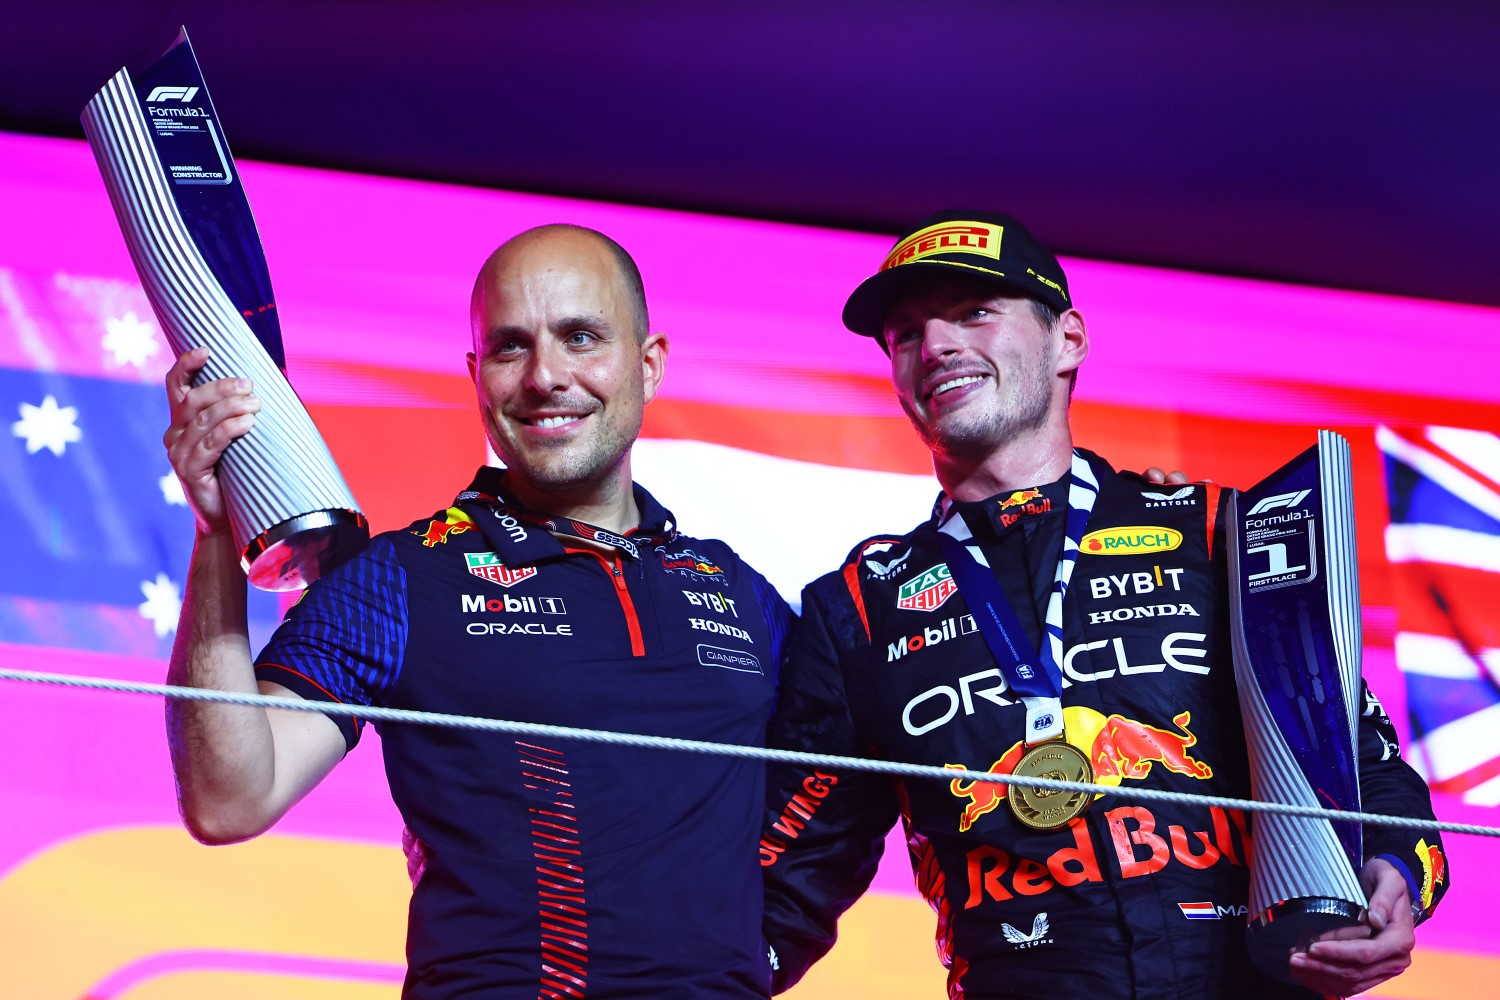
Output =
[
  {"x1": 897, "y1": 564, "x2": 957, "y2": 612},
  {"x1": 465, "y1": 551, "x2": 538, "y2": 588}
]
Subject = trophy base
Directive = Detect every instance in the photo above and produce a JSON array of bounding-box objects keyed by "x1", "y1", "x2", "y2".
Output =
[
  {"x1": 1246, "y1": 897, "x2": 1367, "y2": 983},
  {"x1": 242, "y1": 509, "x2": 370, "y2": 592}
]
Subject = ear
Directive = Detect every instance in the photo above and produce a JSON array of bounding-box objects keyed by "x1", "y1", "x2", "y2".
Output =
[
  {"x1": 1054, "y1": 309, "x2": 1088, "y2": 376},
  {"x1": 466, "y1": 352, "x2": 478, "y2": 382},
  {"x1": 639, "y1": 332, "x2": 669, "y2": 405}
]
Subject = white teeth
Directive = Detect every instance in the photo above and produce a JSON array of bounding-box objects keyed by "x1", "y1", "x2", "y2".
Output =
[
  {"x1": 934, "y1": 375, "x2": 986, "y2": 396},
  {"x1": 534, "y1": 415, "x2": 578, "y2": 429}
]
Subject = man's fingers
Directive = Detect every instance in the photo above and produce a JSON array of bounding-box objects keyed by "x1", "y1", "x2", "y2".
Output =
[
  {"x1": 165, "y1": 346, "x2": 211, "y2": 405},
  {"x1": 1141, "y1": 467, "x2": 1198, "y2": 485},
  {"x1": 165, "y1": 387, "x2": 259, "y2": 494},
  {"x1": 174, "y1": 379, "x2": 258, "y2": 436},
  {"x1": 1309, "y1": 923, "x2": 1376, "y2": 945}
]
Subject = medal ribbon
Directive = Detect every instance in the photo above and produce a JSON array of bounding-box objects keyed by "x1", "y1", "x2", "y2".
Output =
[{"x1": 936, "y1": 451, "x2": 1100, "y2": 744}]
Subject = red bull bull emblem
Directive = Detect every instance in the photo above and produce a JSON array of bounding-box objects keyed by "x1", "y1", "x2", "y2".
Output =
[
  {"x1": 659, "y1": 547, "x2": 725, "y2": 580},
  {"x1": 897, "y1": 564, "x2": 958, "y2": 612},
  {"x1": 947, "y1": 707, "x2": 1213, "y2": 834},
  {"x1": 999, "y1": 488, "x2": 1043, "y2": 510},
  {"x1": 413, "y1": 507, "x2": 477, "y2": 547},
  {"x1": 1088, "y1": 710, "x2": 1212, "y2": 782}
]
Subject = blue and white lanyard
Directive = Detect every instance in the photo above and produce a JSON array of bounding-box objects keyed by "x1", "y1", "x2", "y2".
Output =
[{"x1": 936, "y1": 451, "x2": 1099, "y2": 744}]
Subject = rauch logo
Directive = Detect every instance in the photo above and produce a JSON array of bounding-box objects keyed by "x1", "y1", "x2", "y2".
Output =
[{"x1": 1081, "y1": 526, "x2": 1182, "y2": 556}]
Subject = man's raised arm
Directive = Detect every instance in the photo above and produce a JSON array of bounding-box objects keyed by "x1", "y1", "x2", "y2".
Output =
[{"x1": 163, "y1": 347, "x2": 344, "y2": 844}]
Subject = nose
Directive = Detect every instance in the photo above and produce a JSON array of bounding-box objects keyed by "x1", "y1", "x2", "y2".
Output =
[
  {"x1": 524, "y1": 337, "x2": 569, "y2": 395},
  {"x1": 920, "y1": 317, "x2": 963, "y2": 365}
]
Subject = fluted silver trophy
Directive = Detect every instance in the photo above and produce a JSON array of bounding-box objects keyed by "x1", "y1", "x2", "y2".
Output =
[
  {"x1": 82, "y1": 29, "x2": 367, "y2": 590},
  {"x1": 1227, "y1": 430, "x2": 1366, "y2": 981}
]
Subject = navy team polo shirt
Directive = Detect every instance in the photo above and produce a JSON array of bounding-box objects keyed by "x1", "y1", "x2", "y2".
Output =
[{"x1": 255, "y1": 469, "x2": 790, "y2": 999}]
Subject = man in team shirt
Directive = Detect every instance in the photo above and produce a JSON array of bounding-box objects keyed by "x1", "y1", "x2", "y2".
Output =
[{"x1": 163, "y1": 224, "x2": 790, "y2": 998}]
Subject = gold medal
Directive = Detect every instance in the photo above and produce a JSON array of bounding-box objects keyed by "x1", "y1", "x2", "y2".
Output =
[{"x1": 1007, "y1": 740, "x2": 1094, "y2": 831}]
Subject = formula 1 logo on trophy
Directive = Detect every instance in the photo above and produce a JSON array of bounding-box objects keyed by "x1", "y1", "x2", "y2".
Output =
[
  {"x1": 81, "y1": 30, "x2": 368, "y2": 589},
  {"x1": 1227, "y1": 429, "x2": 1367, "y2": 981}
]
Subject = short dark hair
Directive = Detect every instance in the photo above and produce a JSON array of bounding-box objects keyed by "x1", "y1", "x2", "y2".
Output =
[{"x1": 1029, "y1": 298, "x2": 1061, "y2": 330}]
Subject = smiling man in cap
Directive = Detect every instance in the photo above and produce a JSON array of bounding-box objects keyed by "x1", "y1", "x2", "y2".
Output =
[{"x1": 759, "y1": 211, "x2": 1447, "y2": 998}]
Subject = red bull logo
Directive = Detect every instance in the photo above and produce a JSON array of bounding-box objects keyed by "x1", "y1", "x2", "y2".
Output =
[
  {"x1": 660, "y1": 547, "x2": 725, "y2": 580},
  {"x1": 947, "y1": 742, "x2": 1028, "y2": 832},
  {"x1": 960, "y1": 804, "x2": 1250, "y2": 909},
  {"x1": 413, "y1": 507, "x2": 477, "y2": 547},
  {"x1": 947, "y1": 707, "x2": 1213, "y2": 833},
  {"x1": 1090, "y1": 711, "x2": 1212, "y2": 782},
  {"x1": 1416, "y1": 838, "x2": 1446, "y2": 910},
  {"x1": 996, "y1": 489, "x2": 1052, "y2": 528},
  {"x1": 999, "y1": 489, "x2": 1044, "y2": 510}
]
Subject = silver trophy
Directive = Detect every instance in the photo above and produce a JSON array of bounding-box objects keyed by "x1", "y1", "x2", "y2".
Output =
[
  {"x1": 1227, "y1": 430, "x2": 1367, "y2": 981},
  {"x1": 81, "y1": 30, "x2": 367, "y2": 590}
]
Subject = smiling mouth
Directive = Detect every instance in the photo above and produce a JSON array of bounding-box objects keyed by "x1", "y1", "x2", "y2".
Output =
[
  {"x1": 929, "y1": 374, "x2": 988, "y2": 400},
  {"x1": 526, "y1": 415, "x2": 583, "y2": 429}
]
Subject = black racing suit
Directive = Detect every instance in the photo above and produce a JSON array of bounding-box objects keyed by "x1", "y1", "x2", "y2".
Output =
[{"x1": 761, "y1": 451, "x2": 1447, "y2": 999}]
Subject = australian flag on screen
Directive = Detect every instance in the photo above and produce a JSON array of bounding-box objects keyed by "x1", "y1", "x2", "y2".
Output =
[
  {"x1": 0, "y1": 266, "x2": 282, "y2": 661},
  {"x1": 1378, "y1": 424, "x2": 1500, "y2": 804}
]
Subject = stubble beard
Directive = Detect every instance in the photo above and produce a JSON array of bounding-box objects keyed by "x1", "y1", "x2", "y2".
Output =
[
  {"x1": 487, "y1": 397, "x2": 643, "y2": 496},
  {"x1": 908, "y1": 357, "x2": 1054, "y2": 464}
]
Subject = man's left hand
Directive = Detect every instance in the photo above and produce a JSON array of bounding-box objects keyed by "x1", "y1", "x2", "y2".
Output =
[
  {"x1": 1288, "y1": 857, "x2": 1415, "y2": 997},
  {"x1": 1143, "y1": 468, "x2": 1193, "y2": 484}
]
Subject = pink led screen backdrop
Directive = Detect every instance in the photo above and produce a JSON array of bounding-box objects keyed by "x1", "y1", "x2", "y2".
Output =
[{"x1": 1, "y1": 129, "x2": 1498, "y2": 998}]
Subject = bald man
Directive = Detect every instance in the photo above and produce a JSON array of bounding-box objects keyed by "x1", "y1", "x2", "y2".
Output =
[{"x1": 163, "y1": 225, "x2": 791, "y2": 998}]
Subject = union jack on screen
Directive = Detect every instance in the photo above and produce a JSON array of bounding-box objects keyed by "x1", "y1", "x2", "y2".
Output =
[{"x1": 1378, "y1": 424, "x2": 1500, "y2": 804}]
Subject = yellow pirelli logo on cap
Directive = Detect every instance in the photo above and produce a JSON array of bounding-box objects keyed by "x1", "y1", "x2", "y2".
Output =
[{"x1": 881, "y1": 221, "x2": 1003, "y2": 271}]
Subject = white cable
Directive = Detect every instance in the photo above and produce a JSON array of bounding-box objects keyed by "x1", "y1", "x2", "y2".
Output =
[{"x1": 1, "y1": 666, "x2": 1494, "y2": 838}]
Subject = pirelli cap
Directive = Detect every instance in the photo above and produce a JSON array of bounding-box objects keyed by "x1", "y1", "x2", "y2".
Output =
[{"x1": 842, "y1": 210, "x2": 1072, "y2": 339}]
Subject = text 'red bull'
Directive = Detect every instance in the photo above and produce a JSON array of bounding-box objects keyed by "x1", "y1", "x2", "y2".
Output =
[{"x1": 962, "y1": 805, "x2": 1251, "y2": 908}]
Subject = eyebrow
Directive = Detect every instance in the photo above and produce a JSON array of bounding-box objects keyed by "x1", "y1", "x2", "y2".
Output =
[
  {"x1": 551, "y1": 314, "x2": 614, "y2": 335},
  {"x1": 482, "y1": 314, "x2": 615, "y2": 345}
]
